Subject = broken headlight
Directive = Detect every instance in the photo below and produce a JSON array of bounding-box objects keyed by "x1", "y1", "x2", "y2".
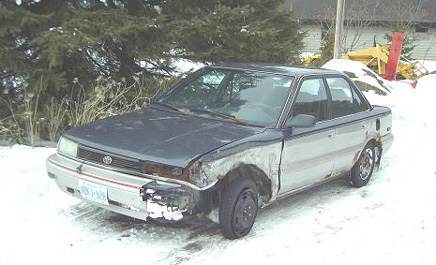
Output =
[
  {"x1": 188, "y1": 161, "x2": 212, "y2": 188},
  {"x1": 141, "y1": 162, "x2": 183, "y2": 178}
]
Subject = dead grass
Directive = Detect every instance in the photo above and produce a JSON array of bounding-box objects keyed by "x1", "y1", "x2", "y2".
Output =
[
  {"x1": 362, "y1": 69, "x2": 392, "y2": 93},
  {"x1": 343, "y1": 71, "x2": 357, "y2": 79},
  {"x1": 353, "y1": 80, "x2": 387, "y2": 95},
  {"x1": 0, "y1": 73, "x2": 179, "y2": 145}
]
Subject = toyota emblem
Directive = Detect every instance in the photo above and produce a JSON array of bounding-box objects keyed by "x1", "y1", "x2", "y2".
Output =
[{"x1": 102, "y1": 155, "x2": 113, "y2": 165}]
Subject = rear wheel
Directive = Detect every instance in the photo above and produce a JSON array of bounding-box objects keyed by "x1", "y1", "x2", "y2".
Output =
[
  {"x1": 350, "y1": 143, "x2": 376, "y2": 187},
  {"x1": 219, "y1": 177, "x2": 258, "y2": 239}
]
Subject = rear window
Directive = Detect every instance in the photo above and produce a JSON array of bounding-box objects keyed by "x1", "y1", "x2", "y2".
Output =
[{"x1": 326, "y1": 77, "x2": 368, "y2": 119}]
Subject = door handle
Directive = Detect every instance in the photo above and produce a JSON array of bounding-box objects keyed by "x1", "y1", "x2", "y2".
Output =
[{"x1": 327, "y1": 130, "x2": 335, "y2": 139}]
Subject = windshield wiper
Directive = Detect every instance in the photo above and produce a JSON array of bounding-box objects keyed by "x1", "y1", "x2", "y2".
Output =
[
  {"x1": 189, "y1": 108, "x2": 245, "y2": 124},
  {"x1": 152, "y1": 102, "x2": 189, "y2": 115}
]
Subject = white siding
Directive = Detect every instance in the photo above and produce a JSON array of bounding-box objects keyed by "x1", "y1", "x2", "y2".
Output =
[
  {"x1": 412, "y1": 29, "x2": 436, "y2": 61},
  {"x1": 343, "y1": 26, "x2": 390, "y2": 51},
  {"x1": 302, "y1": 24, "x2": 436, "y2": 60},
  {"x1": 302, "y1": 25, "x2": 323, "y2": 52}
]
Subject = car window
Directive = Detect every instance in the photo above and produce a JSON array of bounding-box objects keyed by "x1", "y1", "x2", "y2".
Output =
[
  {"x1": 220, "y1": 72, "x2": 292, "y2": 107},
  {"x1": 291, "y1": 78, "x2": 329, "y2": 122},
  {"x1": 160, "y1": 69, "x2": 293, "y2": 126},
  {"x1": 326, "y1": 77, "x2": 368, "y2": 119},
  {"x1": 166, "y1": 70, "x2": 227, "y2": 106}
]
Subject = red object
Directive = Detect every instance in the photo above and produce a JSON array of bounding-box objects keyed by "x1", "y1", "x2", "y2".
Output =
[
  {"x1": 382, "y1": 31, "x2": 405, "y2": 81},
  {"x1": 48, "y1": 159, "x2": 142, "y2": 190}
]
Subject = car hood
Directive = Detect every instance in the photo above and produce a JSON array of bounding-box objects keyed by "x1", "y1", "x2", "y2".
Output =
[{"x1": 64, "y1": 106, "x2": 263, "y2": 167}]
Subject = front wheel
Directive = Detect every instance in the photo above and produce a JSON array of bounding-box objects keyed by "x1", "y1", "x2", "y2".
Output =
[
  {"x1": 219, "y1": 177, "x2": 258, "y2": 239},
  {"x1": 350, "y1": 143, "x2": 376, "y2": 187}
]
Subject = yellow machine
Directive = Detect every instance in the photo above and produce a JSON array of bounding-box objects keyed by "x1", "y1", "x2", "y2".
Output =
[
  {"x1": 343, "y1": 45, "x2": 428, "y2": 80},
  {"x1": 303, "y1": 45, "x2": 429, "y2": 80},
  {"x1": 302, "y1": 54, "x2": 321, "y2": 66}
]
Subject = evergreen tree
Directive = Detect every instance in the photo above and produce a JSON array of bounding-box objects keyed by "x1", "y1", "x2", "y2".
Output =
[
  {"x1": 164, "y1": 0, "x2": 305, "y2": 64},
  {"x1": 1, "y1": 0, "x2": 305, "y2": 120},
  {"x1": 317, "y1": 33, "x2": 335, "y2": 67},
  {"x1": 384, "y1": 32, "x2": 417, "y2": 59}
]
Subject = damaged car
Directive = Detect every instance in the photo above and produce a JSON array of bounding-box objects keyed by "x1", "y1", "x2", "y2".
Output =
[{"x1": 46, "y1": 63, "x2": 393, "y2": 239}]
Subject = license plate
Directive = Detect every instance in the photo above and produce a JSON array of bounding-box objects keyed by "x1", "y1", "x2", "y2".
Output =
[{"x1": 78, "y1": 179, "x2": 109, "y2": 205}]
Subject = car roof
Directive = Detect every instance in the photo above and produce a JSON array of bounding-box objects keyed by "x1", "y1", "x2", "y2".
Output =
[{"x1": 207, "y1": 62, "x2": 342, "y2": 77}]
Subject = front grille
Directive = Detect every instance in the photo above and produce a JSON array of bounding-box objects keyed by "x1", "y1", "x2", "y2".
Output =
[{"x1": 77, "y1": 146, "x2": 141, "y2": 172}]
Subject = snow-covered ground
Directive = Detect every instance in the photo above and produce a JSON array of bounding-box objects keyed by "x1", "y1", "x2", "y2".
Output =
[
  {"x1": 323, "y1": 59, "x2": 395, "y2": 95},
  {"x1": 1, "y1": 65, "x2": 436, "y2": 265},
  {"x1": 419, "y1": 60, "x2": 436, "y2": 73}
]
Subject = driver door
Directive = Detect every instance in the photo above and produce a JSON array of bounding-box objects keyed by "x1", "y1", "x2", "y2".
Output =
[{"x1": 279, "y1": 77, "x2": 336, "y2": 194}]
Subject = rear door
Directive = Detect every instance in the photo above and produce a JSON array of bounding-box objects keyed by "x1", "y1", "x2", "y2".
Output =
[
  {"x1": 280, "y1": 77, "x2": 336, "y2": 193},
  {"x1": 325, "y1": 77, "x2": 371, "y2": 175}
]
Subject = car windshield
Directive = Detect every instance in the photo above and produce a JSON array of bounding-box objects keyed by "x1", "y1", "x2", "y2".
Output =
[{"x1": 157, "y1": 68, "x2": 293, "y2": 126}]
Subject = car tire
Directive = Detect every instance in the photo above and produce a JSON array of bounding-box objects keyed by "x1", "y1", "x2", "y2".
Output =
[
  {"x1": 350, "y1": 142, "x2": 376, "y2": 187},
  {"x1": 219, "y1": 177, "x2": 258, "y2": 239}
]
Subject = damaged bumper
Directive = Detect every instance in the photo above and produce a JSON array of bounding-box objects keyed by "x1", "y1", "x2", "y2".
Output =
[{"x1": 46, "y1": 154, "x2": 200, "y2": 221}]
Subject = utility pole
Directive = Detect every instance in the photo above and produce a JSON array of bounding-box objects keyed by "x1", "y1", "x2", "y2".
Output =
[{"x1": 333, "y1": 0, "x2": 345, "y2": 59}]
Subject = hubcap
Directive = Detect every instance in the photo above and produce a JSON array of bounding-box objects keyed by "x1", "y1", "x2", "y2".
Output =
[
  {"x1": 233, "y1": 189, "x2": 256, "y2": 237},
  {"x1": 359, "y1": 148, "x2": 374, "y2": 181}
]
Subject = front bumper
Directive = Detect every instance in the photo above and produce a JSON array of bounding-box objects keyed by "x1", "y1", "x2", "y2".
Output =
[{"x1": 46, "y1": 154, "x2": 199, "y2": 221}]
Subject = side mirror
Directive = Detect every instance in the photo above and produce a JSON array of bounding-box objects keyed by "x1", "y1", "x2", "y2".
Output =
[{"x1": 285, "y1": 114, "x2": 317, "y2": 128}]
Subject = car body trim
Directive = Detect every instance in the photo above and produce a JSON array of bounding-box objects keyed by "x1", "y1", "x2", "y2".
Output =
[
  {"x1": 51, "y1": 154, "x2": 219, "y2": 191},
  {"x1": 280, "y1": 142, "x2": 362, "y2": 172},
  {"x1": 47, "y1": 159, "x2": 142, "y2": 190},
  {"x1": 284, "y1": 109, "x2": 391, "y2": 141}
]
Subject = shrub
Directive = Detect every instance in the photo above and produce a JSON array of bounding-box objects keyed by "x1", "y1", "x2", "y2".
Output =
[{"x1": 0, "y1": 73, "x2": 180, "y2": 146}]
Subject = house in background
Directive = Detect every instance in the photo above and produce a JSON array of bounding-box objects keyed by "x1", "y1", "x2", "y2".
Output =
[{"x1": 286, "y1": 0, "x2": 436, "y2": 60}]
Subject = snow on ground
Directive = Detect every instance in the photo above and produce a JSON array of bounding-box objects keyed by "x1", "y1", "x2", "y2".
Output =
[
  {"x1": 418, "y1": 60, "x2": 436, "y2": 74},
  {"x1": 1, "y1": 67, "x2": 436, "y2": 265}
]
